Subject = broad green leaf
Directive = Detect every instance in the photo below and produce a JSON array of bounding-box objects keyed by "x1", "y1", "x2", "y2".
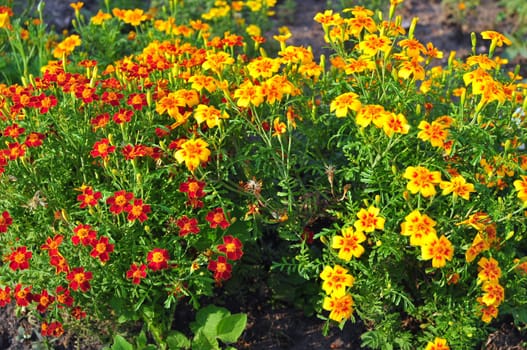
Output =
[
  {"x1": 192, "y1": 329, "x2": 220, "y2": 350},
  {"x1": 217, "y1": 313, "x2": 247, "y2": 344},
  {"x1": 110, "y1": 335, "x2": 134, "y2": 350},
  {"x1": 167, "y1": 331, "x2": 191, "y2": 350},
  {"x1": 190, "y1": 305, "x2": 230, "y2": 342}
]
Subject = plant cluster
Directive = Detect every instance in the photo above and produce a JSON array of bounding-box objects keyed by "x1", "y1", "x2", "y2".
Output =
[{"x1": 0, "y1": 0, "x2": 526, "y2": 349}]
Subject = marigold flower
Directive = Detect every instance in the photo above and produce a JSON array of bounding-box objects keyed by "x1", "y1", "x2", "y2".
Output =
[
  {"x1": 272, "y1": 117, "x2": 287, "y2": 136},
  {"x1": 513, "y1": 175, "x2": 527, "y2": 202},
  {"x1": 176, "y1": 215, "x2": 200, "y2": 237},
  {"x1": 417, "y1": 120, "x2": 449, "y2": 148},
  {"x1": 5, "y1": 142, "x2": 26, "y2": 160},
  {"x1": 477, "y1": 257, "x2": 501, "y2": 283},
  {"x1": 217, "y1": 235, "x2": 243, "y2": 260},
  {"x1": 24, "y1": 132, "x2": 45, "y2": 148},
  {"x1": 440, "y1": 175, "x2": 475, "y2": 200},
  {"x1": 122, "y1": 8, "x2": 148, "y2": 26},
  {"x1": 124, "y1": 198, "x2": 151, "y2": 223},
  {"x1": 0, "y1": 210, "x2": 13, "y2": 233},
  {"x1": 330, "y1": 92, "x2": 362, "y2": 118},
  {"x1": 90, "y1": 236, "x2": 114, "y2": 263},
  {"x1": 50, "y1": 253, "x2": 70, "y2": 274},
  {"x1": 0, "y1": 286, "x2": 11, "y2": 307},
  {"x1": 91, "y1": 9, "x2": 112, "y2": 25},
  {"x1": 3, "y1": 123, "x2": 25, "y2": 138},
  {"x1": 247, "y1": 57, "x2": 281, "y2": 79},
  {"x1": 481, "y1": 280, "x2": 505, "y2": 306},
  {"x1": 147, "y1": 248, "x2": 170, "y2": 271},
  {"x1": 41, "y1": 320, "x2": 64, "y2": 338},
  {"x1": 234, "y1": 80, "x2": 265, "y2": 107},
  {"x1": 208, "y1": 255, "x2": 232, "y2": 281},
  {"x1": 179, "y1": 177, "x2": 206, "y2": 199},
  {"x1": 400, "y1": 209, "x2": 437, "y2": 247},
  {"x1": 424, "y1": 337, "x2": 450, "y2": 350},
  {"x1": 357, "y1": 34, "x2": 392, "y2": 56},
  {"x1": 113, "y1": 108, "x2": 134, "y2": 124},
  {"x1": 320, "y1": 264, "x2": 354, "y2": 297},
  {"x1": 53, "y1": 35, "x2": 81, "y2": 58},
  {"x1": 382, "y1": 112, "x2": 410, "y2": 137},
  {"x1": 127, "y1": 93, "x2": 147, "y2": 110},
  {"x1": 355, "y1": 104, "x2": 387, "y2": 128},
  {"x1": 90, "y1": 138, "x2": 116, "y2": 159},
  {"x1": 72, "y1": 223, "x2": 97, "y2": 246},
  {"x1": 55, "y1": 286, "x2": 73, "y2": 307},
  {"x1": 76, "y1": 186, "x2": 102, "y2": 208},
  {"x1": 421, "y1": 235, "x2": 454, "y2": 268},
  {"x1": 33, "y1": 289, "x2": 55, "y2": 313},
  {"x1": 193, "y1": 104, "x2": 229, "y2": 128},
  {"x1": 478, "y1": 299, "x2": 499, "y2": 323},
  {"x1": 322, "y1": 292, "x2": 354, "y2": 323},
  {"x1": 8, "y1": 246, "x2": 32, "y2": 271},
  {"x1": 481, "y1": 30, "x2": 511, "y2": 47},
  {"x1": 67, "y1": 267, "x2": 93, "y2": 292},
  {"x1": 174, "y1": 138, "x2": 211, "y2": 172},
  {"x1": 41, "y1": 234, "x2": 64, "y2": 255},
  {"x1": 403, "y1": 166, "x2": 442, "y2": 197},
  {"x1": 331, "y1": 226, "x2": 366, "y2": 261},
  {"x1": 126, "y1": 263, "x2": 147, "y2": 284},
  {"x1": 71, "y1": 306, "x2": 86, "y2": 320},
  {"x1": 14, "y1": 284, "x2": 32, "y2": 307},
  {"x1": 206, "y1": 208, "x2": 230, "y2": 229},
  {"x1": 354, "y1": 206, "x2": 385, "y2": 233}
]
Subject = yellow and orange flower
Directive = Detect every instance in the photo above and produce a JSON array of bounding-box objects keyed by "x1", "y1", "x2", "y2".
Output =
[
  {"x1": 421, "y1": 235, "x2": 454, "y2": 268},
  {"x1": 319, "y1": 264, "x2": 355, "y2": 297},
  {"x1": 403, "y1": 166, "x2": 442, "y2": 197},
  {"x1": 322, "y1": 292, "x2": 354, "y2": 323},
  {"x1": 174, "y1": 138, "x2": 211, "y2": 172},
  {"x1": 331, "y1": 226, "x2": 367, "y2": 261}
]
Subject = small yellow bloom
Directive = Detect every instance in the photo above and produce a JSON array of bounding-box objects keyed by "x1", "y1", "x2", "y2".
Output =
[
  {"x1": 421, "y1": 235, "x2": 454, "y2": 268},
  {"x1": 319, "y1": 265, "x2": 354, "y2": 296},
  {"x1": 322, "y1": 293, "x2": 354, "y2": 323},
  {"x1": 424, "y1": 337, "x2": 450, "y2": 350},
  {"x1": 332, "y1": 227, "x2": 367, "y2": 261},
  {"x1": 439, "y1": 175, "x2": 476, "y2": 200},
  {"x1": 330, "y1": 92, "x2": 361, "y2": 118},
  {"x1": 174, "y1": 138, "x2": 211, "y2": 172},
  {"x1": 354, "y1": 206, "x2": 385, "y2": 233}
]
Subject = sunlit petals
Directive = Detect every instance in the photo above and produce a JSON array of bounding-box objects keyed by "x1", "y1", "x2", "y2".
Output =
[
  {"x1": 330, "y1": 92, "x2": 361, "y2": 117},
  {"x1": 420, "y1": 235, "x2": 454, "y2": 268},
  {"x1": 331, "y1": 227, "x2": 366, "y2": 261}
]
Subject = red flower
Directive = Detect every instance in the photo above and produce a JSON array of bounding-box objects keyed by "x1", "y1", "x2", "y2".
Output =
[
  {"x1": 8, "y1": 246, "x2": 32, "y2": 271},
  {"x1": 55, "y1": 286, "x2": 74, "y2": 307},
  {"x1": 124, "y1": 198, "x2": 151, "y2": 223},
  {"x1": 179, "y1": 177, "x2": 206, "y2": 199},
  {"x1": 75, "y1": 84, "x2": 98, "y2": 104},
  {"x1": 107, "y1": 190, "x2": 134, "y2": 214},
  {"x1": 72, "y1": 223, "x2": 97, "y2": 246},
  {"x1": 176, "y1": 215, "x2": 200, "y2": 236},
  {"x1": 0, "y1": 286, "x2": 11, "y2": 307},
  {"x1": 3, "y1": 123, "x2": 25, "y2": 138},
  {"x1": 113, "y1": 108, "x2": 133, "y2": 124},
  {"x1": 67, "y1": 267, "x2": 93, "y2": 292},
  {"x1": 76, "y1": 186, "x2": 102, "y2": 208},
  {"x1": 147, "y1": 248, "x2": 170, "y2": 271},
  {"x1": 0, "y1": 210, "x2": 13, "y2": 233},
  {"x1": 90, "y1": 138, "x2": 116, "y2": 159},
  {"x1": 41, "y1": 321, "x2": 64, "y2": 337},
  {"x1": 122, "y1": 144, "x2": 148, "y2": 160},
  {"x1": 90, "y1": 113, "x2": 111, "y2": 131},
  {"x1": 5, "y1": 142, "x2": 26, "y2": 160},
  {"x1": 101, "y1": 91, "x2": 124, "y2": 106},
  {"x1": 41, "y1": 234, "x2": 64, "y2": 256},
  {"x1": 24, "y1": 132, "x2": 45, "y2": 147},
  {"x1": 217, "y1": 235, "x2": 243, "y2": 261},
  {"x1": 71, "y1": 306, "x2": 86, "y2": 320},
  {"x1": 89, "y1": 236, "x2": 114, "y2": 263},
  {"x1": 126, "y1": 263, "x2": 147, "y2": 284},
  {"x1": 14, "y1": 284, "x2": 32, "y2": 307},
  {"x1": 206, "y1": 208, "x2": 230, "y2": 229},
  {"x1": 33, "y1": 289, "x2": 55, "y2": 313},
  {"x1": 50, "y1": 253, "x2": 70, "y2": 274},
  {"x1": 33, "y1": 93, "x2": 57, "y2": 113},
  {"x1": 127, "y1": 93, "x2": 147, "y2": 110},
  {"x1": 208, "y1": 256, "x2": 232, "y2": 281}
]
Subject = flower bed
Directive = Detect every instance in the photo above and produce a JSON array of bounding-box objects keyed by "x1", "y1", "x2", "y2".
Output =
[{"x1": 0, "y1": 1, "x2": 526, "y2": 349}]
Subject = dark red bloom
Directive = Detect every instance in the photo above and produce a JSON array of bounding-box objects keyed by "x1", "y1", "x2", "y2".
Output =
[
  {"x1": 179, "y1": 177, "x2": 206, "y2": 199},
  {"x1": 206, "y1": 208, "x2": 230, "y2": 229},
  {"x1": 71, "y1": 306, "x2": 86, "y2": 319},
  {"x1": 126, "y1": 263, "x2": 147, "y2": 284},
  {"x1": 89, "y1": 236, "x2": 114, "y2": 263},
  {"x1": 76, "y1": 186, "x2": 102, "y2": 208},
  {"x1": 41, "y1": 234, "x2": 64, "y2": 256},
  {"x1": 124, "y1": 198, "x2": 151, "y2": 223},
  {"x1": 147, "y1": 248, "x2": 170, "y2": 271},
  {"x1": 24, "y1": 132, "x2": 45, "y2": 147},
  {"x1": 0, "y1": 210, "x2": 13, "y2": 233},
  {"x1": 113, "y1": 108, "x2": 133, "y2": 124},
  {"x1": 3, "y1": 123, "x2": 25, "y2": 138},
  {"x1": 41, "y1": 321, "x2": 64, "y2": 337},
  {"x1": 66, "y1": 267, "x2": 93, "y2": 292},
  {"x1": 106, "y1": 190, "x2": 134, "y2": 215},
  {"x1": 127, "y1": 93, "x2": 147, "y2": 110},
  {"x1": 90, "y1": 138, "x2": 116, "y2": 159},
  {"x1": 55, "y1": 286, "x2": 74, "y2": 307},
  {"x1": 176, "y1": 215, "x2": 200, "y2": 236},
  {"x1": 8, "y1": 246, "x2": 32, "y2": 271},
  {"x1": 72, "y1": 223, "x2": 97, "y2": 246},
  {"x1": 208, "y1": 256, "x2": 232, "y2": 281},
  {"x1": 50, "y1": 253, "x2": 70, "y2": 274},
  {"x1": 33, "y1": 289, "x2": 55, "y2": 313},
  {"x1": 122, "y1": 144, "x2": 148, "y2": 160},
  {"x1": 217, "y1": 235, "x2": 243, "y2": 260},
  {"x1": 14, "y1": 284, "x2": 32, "y2": 307},
  {"x1": 90, "y1": 113, "x2": 110, "y2": 130},
  {"x1": 0, "y1": 286, "x2": 11, "y2": 307}
]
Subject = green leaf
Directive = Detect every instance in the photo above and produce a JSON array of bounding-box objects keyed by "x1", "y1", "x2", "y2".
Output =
[
  {"x1": 217, "y1": 313, "x2": 248, "y2": 344},
  {"x1": 192, "y1": 329, "x2": 220, "y2": 350},
  {"x1": 190, "y1": 305, "x2": 230, "y2": 341},
  {"x1": 167, "y1": 331, "x2": 191, "y2": 350},
  {"x1": 110, "y1": 335, "x2": 134, "y2": 350}
]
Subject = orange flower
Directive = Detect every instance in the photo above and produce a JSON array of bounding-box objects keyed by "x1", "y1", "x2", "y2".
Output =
[
  {"x1": 272, "y1": 117, "x2": 287, "y2": 136},
  {"x1": 208, "y1": 255, "x2": 232, "y2": 281},
  {"x1": 477, "y1": 257, "x2": 501, "y2": 283},
  {"x1": 355, "y1": 104, "x2": 387, "y2": 128},
  {"x1": 354, "y1": 206, "x2": 385, "y2": 233},
  {"x1": 439, "y1": 175, "x2": 476, "y2": 200},
  {"x1": 400, "y1": 209, "x2": 437, "y2": 247},
  {"x1": 465, "y1": 233, "x2": 490, "y2": 263},
  {"x1": 53, "y1": 35, "x2": 81, "y2": 58},
  {"x1": 421, "y1": 235, "x2": 454, "y2": 268},
  {"x1": 322, "y1": 292, "x2": 354, "y2": 323},
  {"x1": 206, "y1": 208, "x2": 230, "y2": 229},
  {"x1": 403, "y1": 166, "x2": 442, "y2": 197},
  {"x1": 424, "y1": 337, "x2": 450, "y2": 350},
  {"x1": 398, "y1": 57, "x2": 425, "y2": 80},
  {"x1": 357, "y1": 34, "x2": 392, "y2": 56},
  {"x1": 67, "y1": 267, "x2": 93, "y2": 292},
  {"x1": 330, "y1": 92, "x2": 362, "y2": 117},
  {"x1": 417, "y1": 120, "x2": 449, "y2": 148},
  {"x1": 320, "y1": 264, "x2": 355, "y2": 296},
  {"x1": 147, "y1": 248, "x2": 170, "y2": 271},
  {"x1": 382, "y1": 112, "x2": 410, "y2": 137},
  {"x1": 513, "y1": 175, "x2": 527, "y2": 202},
  {"x1": 217, "y1": 235, "x2": 243, "y2": 260},
  {"x1": 331, "y1": 226, "x2": 367, "y2": 261},
  {"x1": 193, "y1": 104, "x2": 229, "y2": 128},
  {"x1": 174, "y1": 138, "x2": 211, "y2": 172},
  {"x1": 481, "y1": 280, "x2": 505, "y2": 306},
  {"x1": 481, "y1": 30, "x2": 511, "y2": 47},
  {"x1": 91, "y1": 10, "x2": 112, "y2": 25},
  {"x1": 122, "y1": 8, "x2": 148, "y2": 26}
]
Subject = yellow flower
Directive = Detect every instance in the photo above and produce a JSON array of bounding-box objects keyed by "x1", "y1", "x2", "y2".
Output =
[
  {"x1": 424, "y1": 337, "x2": 450, "y2": 350},
  {"x1": 174, "y1": 138, "x2": 211, "y2": 172},
  {"x1": 322, "y1": 293, "x2": 354, "y2": 323},
  {"x1": 400, "y1": 209, "x2": 437, "y2": 247},
  {"x1": 355, "y1": 104, "x2": 387, "y2": 128},
  {"x1": 319, "y1": 265, "x2": 354, "y2": 296},
  {"x1": 477, "y1": 257, "x2": 501, "y2": 283},
  {"x1": 439, "y1": 175, "x2": 475, "y2": 200},
  {"x1": 122, "y1": 8, "x2": 148, "y2": 26},
  {"x1": 481, "y1": 30, "x2": 511, "y2": 47},
  {"x1": 233, "y1": 80, "x2": 264, "y2": 107},
  {"x1": 91, "y1": 10, "x2": 112, "y2": 25},
  {"x1": 53, "y1": 34, "x2": 82, "y2": 59},
  {"x1": 481, "y1": 280, "x2": 505, "y2": 306},
  {"x1": 331, "y1": 227, "x2": 366, "y2": 261},
  {"x1": 403, "y1": 166, "x2": 442, "y2": 197},
  {"x1": 193, "y1": 105, "x2": 229, "y2": 129},
  {"x1": 513, "y1": 175, "x2": 527, "y2": 202},
  {"x1": 272, "y1": 117, "x2": 286, "y2": 137},
  {"x1": 0, "y1": 11, "x2": 11, "y2": 29},
  {"x1": 357, "y1": 34, "x2": 392, "y2": 56},
  {"x1": 421, "y1": 235, "x2": 454, "y2": 268},
  {"x1": 417, "y1": 120, "x2": 449, "y2": 148},
  {"x1": 354, "y1": 206, "x2": 385, "y2": 233},
  {"x1": 330, "y1": 92, "x2": 361, "y2": 118},
  {"x1": 382, "y1": 112, "x2": 410, "y2": 137}
]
